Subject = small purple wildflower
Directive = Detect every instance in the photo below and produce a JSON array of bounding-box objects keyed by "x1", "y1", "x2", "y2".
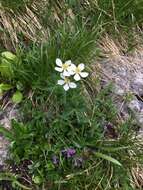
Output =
[
  {"x1": 52, "y1": 155, "x2": 59, "y2": 165},
  {"x1": 61, "y1": 148, "x2": 76, "y2": 158},
  {"x1": 73, "y1": 157, "x2": 83, "y2": 168}
]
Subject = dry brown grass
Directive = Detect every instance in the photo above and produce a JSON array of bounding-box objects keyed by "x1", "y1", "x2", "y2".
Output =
[
  {"x1": 0, "y1": 1, "x2": 48, "y2": 50},
  {"x1": 132, "y1": 165, "x2": 143, "y2": 188},
  {"x1": 0, "y1": 0, "x2": 77, "y2": 50}
]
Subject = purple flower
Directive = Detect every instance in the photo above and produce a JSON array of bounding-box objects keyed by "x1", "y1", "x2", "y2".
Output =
[
  {"x1": 61, "y1": 148, "x2": 76, "y2": 158},
  {"x1": 73, "y1": 157, "x2": 83, "y2": 168},
  {"x1": 52, "y1": 155, "x2": 59, "y2": 165}
]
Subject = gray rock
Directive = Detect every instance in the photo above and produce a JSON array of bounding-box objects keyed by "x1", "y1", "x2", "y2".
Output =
[
  {"x1": 96, "y1": 53, "x2": 143, "y2": 135},
  {"x1": 0, "y1": 103, "x2": 19, "y2": 168},
  {"x1": 128, "y1": 99, "x2": 141, "y2": 112}
]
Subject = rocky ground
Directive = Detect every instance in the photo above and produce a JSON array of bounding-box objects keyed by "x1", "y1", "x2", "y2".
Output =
[
  {"x1": 0, "y1": 102, "x2": 18, "y2": 170},
  {"x1": 94, "y1": 37, "x2": 143, "y2": 136},
  {"x1": 99, "y1": 55, "x2": 143, "y2": 128}
]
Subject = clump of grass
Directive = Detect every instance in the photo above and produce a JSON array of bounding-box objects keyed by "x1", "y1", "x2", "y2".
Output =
[
  {"x1": 12, "y1": 22, "x2": 99, "y2": 88},
  {"x1": 0, "y1": 0, "x2": 47, "y2": 50}
]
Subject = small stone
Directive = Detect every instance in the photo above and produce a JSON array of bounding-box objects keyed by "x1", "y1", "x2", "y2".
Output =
[
  {"x1": 114, "y1": 86, "x2": 125, "y2": 95},
  {"x1": 0, "y1": 104, "x2": 19, "y2": 167},
  {"x1": 128, "y1": 99, "x2": 141, "y2": 112}
]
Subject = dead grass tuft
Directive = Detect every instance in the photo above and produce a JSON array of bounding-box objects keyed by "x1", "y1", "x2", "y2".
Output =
[
  {"x1": 132, "y1": 165, "x2": 143, "y2": 189},
  {"x1": 0, "y1": 1, "x2": 48, "y2": 50},
  {"x1": 0, "y1": 0, "x2": 77, "y2": 50}
]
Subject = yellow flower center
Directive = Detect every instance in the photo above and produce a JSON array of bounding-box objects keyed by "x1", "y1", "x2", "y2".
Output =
[
  {"x1": 64, "y1": 77, "x2": 70, "y2": 83},
  {"x1": 75, "y1": 67, "x2": 81, "y2": 74},
  {"x1": 62, "y1": 63, "x2": 69, "y2": 70}
]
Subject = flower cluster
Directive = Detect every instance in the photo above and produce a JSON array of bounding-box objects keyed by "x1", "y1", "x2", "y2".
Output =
[
  {"x1": 55, "y1": 58, "x2": 89, "y2": 91},
  {"x1": 52, "y1": 148, "x2": 83, "y2": 168},
  {"x1": 61, "y1": 148, "x2": 76, "y2": 158}
]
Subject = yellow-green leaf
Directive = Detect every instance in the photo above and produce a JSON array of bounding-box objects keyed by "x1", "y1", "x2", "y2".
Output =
[
  {"x1": 0, "y1": 83, "x2": 12, "y2": 91},
  {"x1": 12, "y1": 91, "x2": 23, "y2": 104}
]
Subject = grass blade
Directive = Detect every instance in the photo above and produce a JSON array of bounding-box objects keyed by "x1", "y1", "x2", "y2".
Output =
[{"x1": 95, "y1": 152, "x2": 122, "y2": 166}]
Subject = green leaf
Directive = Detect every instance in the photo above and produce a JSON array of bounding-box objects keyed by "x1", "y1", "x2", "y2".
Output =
[
  {"x1": 12, "y1": 91, "x2": 23, "y2": 103},
  {"x1": 1, "y1": 51, "x2": 17, "y2": 61},
  {"x1": 0, "y1": 60, "x2": 13, "y2": 78},
  {"x1": 0, "y1": 126, "x2": 13, "y2": 140},
  {"x1": 100, "y1": 146, "x2": 130, "y2": 152},
  {"x1": 16, "y1": 81, "x2": 24, "y2": 91},
  {"x1": 0, "y1": 83, "x2": 13, "y2": 91},
  {"x1": 95, "y1": 152, "x2": 122, "y2": 166},
  {"x1": 32, "y1": 176, "x2": 42, "y2": 184},
  {"x1": 0, "y1": 51, "x2": 18, "y2": 79}
]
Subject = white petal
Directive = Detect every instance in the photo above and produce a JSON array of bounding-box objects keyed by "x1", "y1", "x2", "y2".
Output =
[
  {"x1": 63, "y1": 84, "x2": 69, "y2": 91},
  {"x1": 68, "y1": 69, "x2": 75, "y2": 75},
  {"x1": 78, "y1": 63, "x2": 85, "y2": 71},
  {"x1": 80, "y1": 72, "x2": 89, "y2": 78},
  {"x1": 69, "y1": 63, "x2": 76, "y2": 71},
  {"x1": 55, "y1": 67, "x2": 63, "y2": 72},
  {"x1": 57, "y1": 80, "x2": 65, "y2": 85},
  {"x1": 60, "y1": 73, "x2": 65, "y2": 79},
  {"x1": 69, "y1": 82, "x2": 77, "y2": 89},
  {"x1": 56, "y1": 58, "x2": 63, "y2": 66},
  {"x1": 65, "y1": 60, "x2": 72, "y2": 66},
  {"x1": 63, "y1": 70, "x2": 70, "y2": 76},
  {"x1": 67, "y1": 64, "x2": 76, "y2": 75},
  {"x1": 74, "y1": 74, "x2": 81, "y2": 81}
]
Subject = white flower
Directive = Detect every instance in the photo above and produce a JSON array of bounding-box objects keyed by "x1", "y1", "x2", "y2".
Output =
[
  {"x1": 68, "y1": 63, "x2": 89, "y2": 81},
  {"x1": 57, "y1": 74, "x2": 77, "y2": 91},
  {"x1": 55, "y1": 58, "x2": 72, "y2": 76}
]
